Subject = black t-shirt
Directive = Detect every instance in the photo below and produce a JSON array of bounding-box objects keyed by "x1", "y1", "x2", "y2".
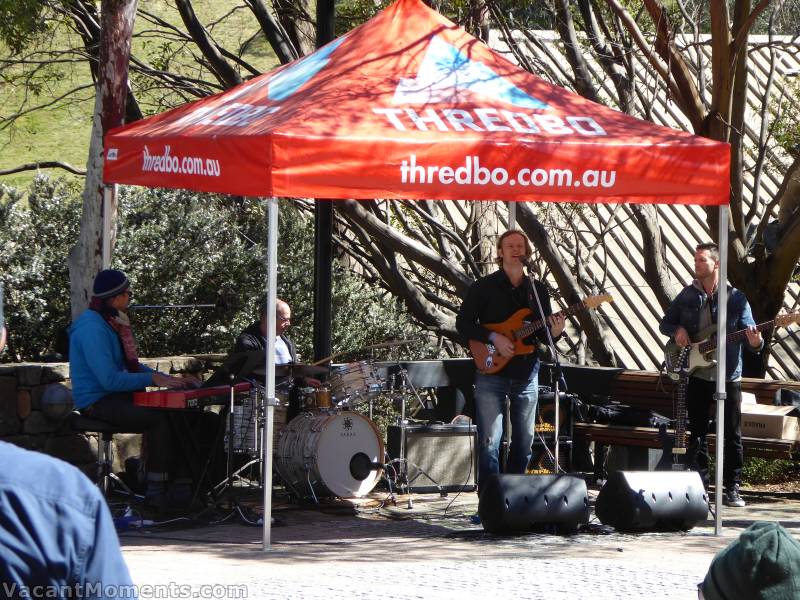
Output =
[{"x1": 456, "y1": 269, "x2": 552, "y2": 380}]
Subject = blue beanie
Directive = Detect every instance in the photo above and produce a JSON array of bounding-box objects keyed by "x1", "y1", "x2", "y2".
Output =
[{"x1": 92, "y1": 269, "x2": 130, "y2": 299}]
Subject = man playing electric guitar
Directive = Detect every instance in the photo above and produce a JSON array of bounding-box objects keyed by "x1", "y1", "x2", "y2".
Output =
[
  {"x1": 659, "y1": 243, "x2": 763, "y2": 508},
  {"x1": 456, "y1": 229, "x2": 565, "y2": 490}
]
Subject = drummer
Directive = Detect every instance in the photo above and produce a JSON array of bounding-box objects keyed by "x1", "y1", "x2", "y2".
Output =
[{"x1": 233, "y1": 299, "x2": 321, "y2": 419}]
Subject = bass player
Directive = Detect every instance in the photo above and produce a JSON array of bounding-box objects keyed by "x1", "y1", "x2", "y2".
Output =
[
  {"x1": 456, "y1": 229, "x2": 565, "y2": 491},
  {"x1": 659, "y1": 242, "x2": 762, "y2": 507}
]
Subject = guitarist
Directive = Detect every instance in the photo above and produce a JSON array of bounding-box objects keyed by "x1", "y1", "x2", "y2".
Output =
[
  {"x1": 456, "y1": 230, "x2": 565, "y2": 490},
  {"x1": 659, "y1": 243, "x2": 763, "y2": 508}
]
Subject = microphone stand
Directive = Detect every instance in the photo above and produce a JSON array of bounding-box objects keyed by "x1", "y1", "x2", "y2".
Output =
[{"x1": 525, "y1": 265, "x2": 564, "y2": 472}]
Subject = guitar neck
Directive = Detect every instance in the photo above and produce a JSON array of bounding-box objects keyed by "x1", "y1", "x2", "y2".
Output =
[
  {"x1": 698, "y1": 319, "x2": 774, "y2": 354},
  {"x1": 514, "y1": 301, "x2": 586, "y2": 339},
  {"x1": 674, "y1": 372, "x2": 688, "y2": 449}
]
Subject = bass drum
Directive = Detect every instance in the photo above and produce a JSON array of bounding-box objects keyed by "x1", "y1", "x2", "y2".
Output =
[{"x1": 276, "y1": 411, "x2": 384, "y2": 499}]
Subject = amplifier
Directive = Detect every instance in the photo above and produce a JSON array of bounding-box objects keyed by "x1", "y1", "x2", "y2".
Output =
[
  {"x1": 537, "y1": 391, "x2": 576, "y2": 438},
  {"x1": 528, "y1": 440, "x2": 573, "y2": 474},
  {"x1": 387, "y1": 423, "x2": 477, "y2": 493}
]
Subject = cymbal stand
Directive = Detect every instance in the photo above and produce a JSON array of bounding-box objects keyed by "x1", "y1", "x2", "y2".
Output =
[
  {"x1": 211, "y1": 374, "x2": 240, "y2": 504},
  {"x1": 387, "y1": 365, "x2": 444, "y2": 507},
  {"x1": 213, "y1": 379, "x2": 277, "y2": 496}
]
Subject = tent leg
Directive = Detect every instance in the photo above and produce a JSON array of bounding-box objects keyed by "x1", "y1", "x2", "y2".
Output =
[
  {"x1": 714, "y1": 206, "x2": 729, "y2": 536},
  {"x1": 262, "y1": 197, "x2": 279, "y2": 551}
]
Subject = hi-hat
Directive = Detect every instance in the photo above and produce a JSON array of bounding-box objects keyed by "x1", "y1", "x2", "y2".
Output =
[{"x1": 222, "y1": 350, "x2": 266, "y2": 379}]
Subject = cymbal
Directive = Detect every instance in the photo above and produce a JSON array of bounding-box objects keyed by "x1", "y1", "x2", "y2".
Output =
[
  {"x1": 311, "y1": 339, "x2": 415, "y2": 366},
  {"x1": 253, "y1": 362, "x2": 329, "y2": 378},
  {"x1": 361, "y1": 339, "x2": 414, "y2": 350}
]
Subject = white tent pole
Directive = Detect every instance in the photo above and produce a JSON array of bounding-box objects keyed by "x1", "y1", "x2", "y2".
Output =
[
  {"x1": 714, "y1": 206, "x2": 729, "y2": 536},
  {"x1": 508, "y1": 201, "x2": 517, "y2": 229},
  {"x1": 262, "y1": 197, "x2": 279, "y2": 551},
  {"x1": 102, "y1": 185, "x2": 115, "y2": 268}
]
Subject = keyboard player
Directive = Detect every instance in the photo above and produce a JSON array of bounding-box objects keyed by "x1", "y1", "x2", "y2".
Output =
[{"x1": 69, "y1": 269, "x2": 202, "y2": 510}]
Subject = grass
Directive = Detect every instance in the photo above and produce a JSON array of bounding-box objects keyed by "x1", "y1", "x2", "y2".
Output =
[{"x1": 0, "y1": 0, "x2": 280, "y2": 191}]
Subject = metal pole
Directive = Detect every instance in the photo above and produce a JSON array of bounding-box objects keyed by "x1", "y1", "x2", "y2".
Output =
[
  {"x1": 262, "y1": 197, "x2": 279, "y2": 550},
  {"x1": 714, "y1": 206, "x2": 729, "y2": 536},
  {"x1": 508, "y1": 201, "x2": 517, "y2": 229},
  {"x1": 313, "y1": 200, "x2": 333, "y2": 361}
]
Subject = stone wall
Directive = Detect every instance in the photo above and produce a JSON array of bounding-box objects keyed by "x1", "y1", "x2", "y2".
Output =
[{"x1": 0, "y1": 356, "x2": 219, "y2": 479}]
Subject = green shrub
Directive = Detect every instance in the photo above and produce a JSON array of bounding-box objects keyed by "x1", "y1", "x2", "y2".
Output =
[
  {"x1": 741, "y1": 456, "x2": 800, "y2": 485},
  {"x1": 0, "y1": 176, "x2": 81, "y2": 360},
  {"x1": 0, "y1": 177, "x2": 426, "y2": 363}
]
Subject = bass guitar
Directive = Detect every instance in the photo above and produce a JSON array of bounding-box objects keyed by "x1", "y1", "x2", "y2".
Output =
[
  {"x1": 656, "y1": 345, "x2": 690, "y2": 471},
  {"x1": 664, "y1": 312, "x2": 800, "y2": 377},
  {"x1": 468, "y1": 294, "x2": 613, "y2": 374}
]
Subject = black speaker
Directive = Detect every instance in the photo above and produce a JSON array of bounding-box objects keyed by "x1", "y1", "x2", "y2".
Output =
[
  {"x1": 387, "y1": 423, "x2": 477, "y2": 493},
  {"x1": 478, "y1": 474, "x2": 589, "y2": 534},
  {"x1": 595, "y1": 470, "x2": 709, "y2": 531}
]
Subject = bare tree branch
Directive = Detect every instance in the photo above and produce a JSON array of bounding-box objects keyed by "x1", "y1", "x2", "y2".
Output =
[{"x1": 0, "y1": 161, "x2": 86, "y2": 176}]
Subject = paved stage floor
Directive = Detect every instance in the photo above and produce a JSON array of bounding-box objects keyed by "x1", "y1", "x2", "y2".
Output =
[{"x1": 117, "y1": 484, "x2": 800, "y2": 599}]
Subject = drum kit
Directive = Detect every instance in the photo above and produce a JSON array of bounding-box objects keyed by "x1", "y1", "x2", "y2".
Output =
[{"x1": 221, "y1": 340, "x2": 425, "y2": 503}]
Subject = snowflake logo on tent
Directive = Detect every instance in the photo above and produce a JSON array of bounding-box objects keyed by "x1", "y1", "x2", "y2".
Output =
[
  {"x1": 393, "y1": 36, "x2": 548, "y2": 109},
  {"x1": 267, "y1": 35, "x2": 348, "y2": 101}
]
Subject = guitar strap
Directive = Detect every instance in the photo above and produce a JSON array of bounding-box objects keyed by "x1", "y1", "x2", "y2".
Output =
[{"x1": 698, "y1": 295, "x2": 713, "y2": 331}]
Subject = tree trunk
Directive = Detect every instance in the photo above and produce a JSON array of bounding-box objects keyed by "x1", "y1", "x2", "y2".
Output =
[
  {"x1": 245, "y1": 0, "x2": 298, "y2": 64},
  {"x1": 516, "y1": 203, "x2": 618, "y2": 367},
  {"x1": 274, "y1": 0, "x2": 316, "y2": 57},
  {"x1": 630, "y1": 204, "x2": 678, "y2": 310},
  {"x1": 67, "y1": 0, "x2": 138, "y2": 320}
]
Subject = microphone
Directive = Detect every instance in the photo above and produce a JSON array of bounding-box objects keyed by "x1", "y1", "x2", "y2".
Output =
[
  {"x1": 349, "y1": 452, "x2": 383, "y2": 481},
  {"x1": 520, "y1": 256, "x2": 531, "y2": 268}
]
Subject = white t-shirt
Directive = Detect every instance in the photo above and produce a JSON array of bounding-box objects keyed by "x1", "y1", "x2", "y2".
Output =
[{"x1": 275, "y1": 336, "x2": 292, "y2": 365}]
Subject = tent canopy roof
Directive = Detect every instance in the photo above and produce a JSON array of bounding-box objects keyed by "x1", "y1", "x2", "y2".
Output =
[{"x1": 104, "y1": 0, "x2": 729, "y2": 204}]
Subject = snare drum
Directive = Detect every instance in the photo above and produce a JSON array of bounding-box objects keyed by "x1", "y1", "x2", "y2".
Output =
[
  {"x1": 276, "y1": 411, "x2": 383, "y2": 499},
  {"x1": 301, "y1": 386, "x2": 333, "y2": 410},
  {"x1": 328, "y1": 361, "x2": 384, "y2": 405}
]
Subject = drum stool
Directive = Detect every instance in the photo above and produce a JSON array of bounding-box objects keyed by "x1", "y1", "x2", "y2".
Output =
[{"x1": 70, "y1": 411, "x2": 142, "y2": 499}]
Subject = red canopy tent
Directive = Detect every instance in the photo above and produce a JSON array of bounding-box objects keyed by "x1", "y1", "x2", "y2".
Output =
[{"x1": 103, "y1": 0, "x2": 732, "y2": 546}]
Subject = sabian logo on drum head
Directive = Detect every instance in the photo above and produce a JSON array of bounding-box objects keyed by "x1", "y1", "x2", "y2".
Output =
[{"x1": 341, "y1": 416, "x2": 356, "y2": 437}]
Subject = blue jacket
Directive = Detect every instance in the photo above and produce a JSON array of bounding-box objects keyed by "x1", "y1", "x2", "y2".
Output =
[
  {"x1": 69, "y1": 310, "x2": 154, "y2": 410},
  {"x1": 660, "y1": 282, "x2": 761, "y2": 381},
  {"x1": 0, "y1": 441, "x2": 134, "y2": 598}
]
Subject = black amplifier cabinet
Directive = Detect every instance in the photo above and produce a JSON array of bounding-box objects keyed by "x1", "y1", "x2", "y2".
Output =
[
  {"x1": 387, "y1": 423, "x2": 477, "y2": 493},
  {"x1": 529, "y1": 440, "x2": 573, "y2": 474},
  {"x1": 537, "y1": 391, "x2": 576, "y2": 439}
]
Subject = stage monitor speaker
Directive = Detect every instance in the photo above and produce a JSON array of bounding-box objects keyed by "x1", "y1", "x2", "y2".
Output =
[
  {"x1": 595, "y1": 470, "x2": 709, "y2": 532},
  {"x1": 478, "y1": 474, "x2": 589, "y2": 534},
  {"x1": 387, "y1": 423, "x2": 477, "y2": 493}
]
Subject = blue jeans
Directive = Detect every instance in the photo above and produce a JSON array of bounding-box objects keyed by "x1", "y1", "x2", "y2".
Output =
[{"x1": 474, "y1": 371, "x2": 538, "y2": 487}]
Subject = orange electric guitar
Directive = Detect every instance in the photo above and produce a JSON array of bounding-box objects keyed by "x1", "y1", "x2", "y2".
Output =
[{"x1": 468, "y1": 295, "x2": 613, "y2": 374}]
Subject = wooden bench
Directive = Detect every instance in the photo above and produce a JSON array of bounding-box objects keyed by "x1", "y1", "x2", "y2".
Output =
[{"x1": 572, "y1": 370, "x2": 800, "y2": 461}]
